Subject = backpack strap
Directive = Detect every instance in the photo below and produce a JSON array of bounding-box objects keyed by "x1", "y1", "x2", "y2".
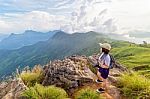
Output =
[{"x1": 109, "y1": 54, "x2": 116, "y2": 69}]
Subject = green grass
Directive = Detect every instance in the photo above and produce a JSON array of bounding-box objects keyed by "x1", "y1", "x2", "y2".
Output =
[
  {"x1": 117, "y1": 72, "x2": 150, "y2": 99},
  {"x1": 111, "y1": 46, "x2": 150, "y2": 79},
  {"x1": 22, "y1": 83, "x2": 68, "y2": 99},
  {"x1": 20, "y1": 65, "x2": 44, "y2": 87},
  {"x1": 20, "y1": 72, "x2": 43, "y2": 87},
  {"x1": 137, "y1": 70, "x2": 150, "y2": 79},
  {"x1": 75, "y1": 87, "x2": 103, "y2": 99},
  {"x1": 87, "y1": 62, "x2": 97, "y2": 74},
  {"x1": 112, "y1": 46, "x2": 150, "y2": 68}
]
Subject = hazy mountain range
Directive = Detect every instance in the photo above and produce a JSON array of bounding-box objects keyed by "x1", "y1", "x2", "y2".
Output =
[
  {"x1": 128, "y1": 30, "x2": 150, "y2": 38},
  {"x1": 0, "y1": 34, "x2": 8, "y2": 41},
  {"x1": 0, "y1": 31, "x2": 118, "y2": 78},
  {"x1": 0, "y1": 30, "x2": 58, "y2": 50},
  {"x1": 0, "y1": 29, "x2": 148, "y2": 79}
]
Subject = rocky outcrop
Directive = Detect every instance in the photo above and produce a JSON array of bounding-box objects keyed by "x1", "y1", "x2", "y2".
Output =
[
  {"x1": 0, "y1": 54, "x2": 128, "y2": 99},
  {"x1": 0, "y1": 78, "x2": 27, "y2": 99},
  {"x1": 42, "y1": 55, "x2": 93, "y2": 91}
]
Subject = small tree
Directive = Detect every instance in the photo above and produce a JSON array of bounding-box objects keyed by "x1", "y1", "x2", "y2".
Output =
[{"x1": 143, "y1": 41, "x2": 147, "y2": 45}]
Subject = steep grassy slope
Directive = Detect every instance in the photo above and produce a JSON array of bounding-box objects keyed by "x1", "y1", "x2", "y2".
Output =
[
  {"x1": 112, "y1": 45, "x2": 150, "y2": 78},
  {"x1": 112, "y1": 46, "x2": 150, "y2": 68}
]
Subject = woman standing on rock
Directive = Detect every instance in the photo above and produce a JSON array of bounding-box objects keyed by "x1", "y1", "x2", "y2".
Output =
[{"x1": 95, "y1": 43, "x2": 111, "y2": 93}]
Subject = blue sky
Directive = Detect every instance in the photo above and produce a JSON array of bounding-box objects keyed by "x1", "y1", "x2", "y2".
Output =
[{"x1": 0, "y1": 0, "x2": 150, "y2": 42}]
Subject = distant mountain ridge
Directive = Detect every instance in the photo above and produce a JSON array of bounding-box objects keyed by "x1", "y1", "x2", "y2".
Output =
[
  {"x1": 0, "y1": 34, "x2": 9, "y2": 41},
  {"x1": 0, "y1": 30, "x2": 57, "y2": 50},
  {"x1": 0, "y1": 31, "x2": 113, "y2": 78}
]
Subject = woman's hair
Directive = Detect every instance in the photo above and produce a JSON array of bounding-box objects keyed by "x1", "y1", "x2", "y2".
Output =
[{"x1": 102, "y1": 48, "x2": 109, "y2": 54}]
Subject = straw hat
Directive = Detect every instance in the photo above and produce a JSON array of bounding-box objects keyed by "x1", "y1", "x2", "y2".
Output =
[{"x1": 99, "y1": 43, "x2": 111, "y2": 50}]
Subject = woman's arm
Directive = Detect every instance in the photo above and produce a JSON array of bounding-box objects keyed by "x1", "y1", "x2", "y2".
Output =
[{"x1": 99, "y1": 62, "x2": 109, "y2": 69}]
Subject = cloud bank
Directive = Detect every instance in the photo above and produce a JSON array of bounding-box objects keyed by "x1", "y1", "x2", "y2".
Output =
[{"x1": 0, "y1": 0, "x2": 150, "y2": 41}]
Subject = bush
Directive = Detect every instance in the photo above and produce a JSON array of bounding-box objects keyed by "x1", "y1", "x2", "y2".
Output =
[
  {"x1": 117, "y1": 72, "x2": 150, "y2": 98},
  {"x1": 87, "y1": 63, "x2": 97, "y2": 74},
  {"x1": 75, "y1": 87, "x2": 103, "y2": 99},
  {"x1": 20, "y1": 65, "x2": 44, "y2": 87},
  {"x1": 20, "y1": 72, "x2": 43, "y2": 87},
  {"x1": 22, "y1": 83, "x2": 68, "y2": 99}
]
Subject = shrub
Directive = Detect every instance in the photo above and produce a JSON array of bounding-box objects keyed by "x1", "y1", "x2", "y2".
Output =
[
  {"x1": 117, "y1": 72, "x2": 150, "y2": 98},
  {"x1": 20, "y1": 65, "x2": 44, "y2": 87},
  {"x1": 22, "y1": 83, "x2": 68, "y2": 99},
  {"x1": 75, "y1": 87, "x2": 103, "y2": 99},
  {"x1": 87, "y1": 63, "x2": 97, "y2": 74}
]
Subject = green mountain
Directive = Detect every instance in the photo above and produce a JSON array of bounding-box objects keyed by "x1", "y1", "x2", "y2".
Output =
[
  {"x1": 0, "y1": 31, "x2": 115, "y2": 78},
  {"x1": 1, "y1": 31, "x2": 150, "y2": 98}
]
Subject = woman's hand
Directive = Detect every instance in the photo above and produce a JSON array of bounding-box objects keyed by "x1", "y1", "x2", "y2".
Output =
[{"x1": 99, "y1": 62, "x2": 109, "y2": 69}]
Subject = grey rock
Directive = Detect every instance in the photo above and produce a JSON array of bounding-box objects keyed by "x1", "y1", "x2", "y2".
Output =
[
  {"x1": 0, "y1": 78, "x2": 27, "y2": 99},
  {"x1": 42, "y1": 55, "x2": 93, "y2": 92}
]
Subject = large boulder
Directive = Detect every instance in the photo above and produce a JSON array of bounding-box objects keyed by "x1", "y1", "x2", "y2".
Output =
[{"x1": 42, "y1": 55, "x2": 93, "y2": 91}]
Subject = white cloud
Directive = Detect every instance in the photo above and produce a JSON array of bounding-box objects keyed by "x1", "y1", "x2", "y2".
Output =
[
  {"x1": 0, "y1": 0, "x2": 116, "y2": 34},
  {"x1": 0, "y1": 11, "x2": 69, "y2": 33},
  {"x1": 66, "y1": 0, "x2": 117, "y2": 33},
  {"x1": 110, "y1": 0, "x2": 150, "y2": 33},
  {"x1": 0, "y1": 17, "x2": 15, "y2": 33},
  {"x1": 0, "y1": 0, "x2": 150, "y2": 37}
]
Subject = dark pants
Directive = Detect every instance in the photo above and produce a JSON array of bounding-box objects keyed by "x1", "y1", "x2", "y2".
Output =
[{"x1": 99, "y1": 67, "x2": 109, "y2": 79}]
